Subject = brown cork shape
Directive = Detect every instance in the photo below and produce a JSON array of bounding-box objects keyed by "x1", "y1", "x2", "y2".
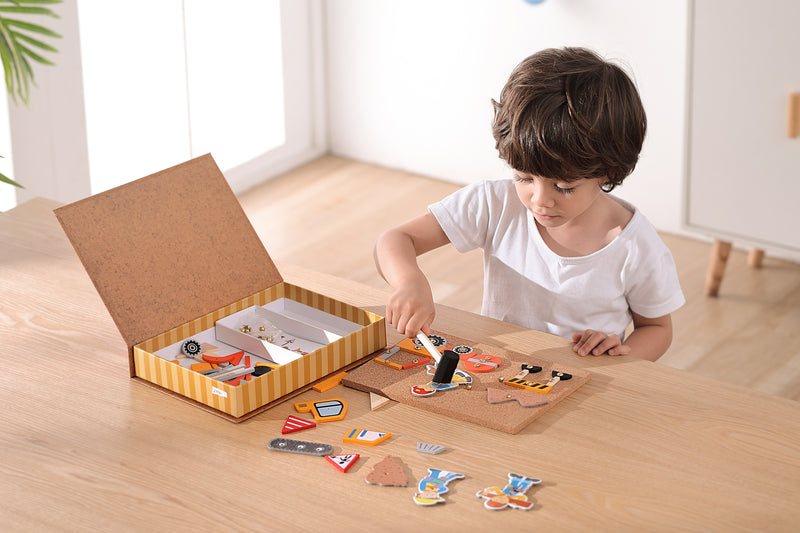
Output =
[
  {"x1": 54, "y1": 154, "x2": 282, "y2": 373},
  {"x1": 365, "y1": 456, "x2": 408, "y2": 486},
  {"x1": 343, "y1": 330, "x2": 590, "y2": 434}
]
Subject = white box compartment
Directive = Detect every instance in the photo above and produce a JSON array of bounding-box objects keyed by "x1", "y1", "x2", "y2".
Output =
[{"x1": 215, "y1": 298, "x2": 363, "y2": 365}]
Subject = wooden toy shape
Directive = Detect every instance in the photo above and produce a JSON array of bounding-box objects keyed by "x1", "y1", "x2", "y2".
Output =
[
  {"x1": 412, "y1": 365, "x2": 473, "y2": 397},
  {"x1": 504, "y1": 364, "x2": 551, "y2": 393},
  {"x1": 202, "y1": 350, "x2": 244, "y2": 365},
  {"x1": 326, "y1": 454, "x2": 360, "y2": 473},
  {"x1": 343, "y1": 428, "x2": 391, "y2": 446},
  {"x1": 294, "y1": 398, "x2": 348, "y2": 422},
  {"x1": 504, "y1": 378, "x2": 551, "y2": 394},
  {"x1": 476, "y1": 473, "x2": 542, "y2": 511},
  {"x1": 416, "y1": 442, "x2": 446, "y2": 455},
  {"x1": 462, "y1": 353, "x2": 501, "y2": 373},
  {"x1": 267, "y1": 438, "x2": 333, "y2": 457},
  {"x1": 375, "y1": 346, "x2": 430, "y2": 370},
  {"x1": 281, "y1": 415, "x2": 316, "y2": 434},
  {"x1": 205, "y1": 365, "x2": 253, "y2": 383},
  {"x1": 365, "y1": 456, "x2": 407, "y2": 486},
  {"x1": 369, "y1": 393, "x2": 392, "y2": 411},
  {"x1": 396, "y1": 335, "x2": 447, "y2": 364},
  {"x1": 181, "y1": 338, "x2": 202, "y2": 357},
  {"x1": 546, "y1": 371, "x2": 572, "y2": 387},
  {"x1": 200, "y1": 342, "x2": 219, "y2": 354},
  {"x1": 414, "y1": 469, "x2": 464, "y2": 506},
  {"x1": 252, "y1": 365, "x2": 272, "y2": 377},
  {"x1": 486, "y1": 387, "x2": 549, "y2": 408},
  {"x1": 312, "y1": 371, "x2": 347, "y2": 392}
]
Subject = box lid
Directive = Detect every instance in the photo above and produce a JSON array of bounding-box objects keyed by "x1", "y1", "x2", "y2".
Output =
[{"x1": 54, "y1": 154, "x2": 282, "y2": 349}]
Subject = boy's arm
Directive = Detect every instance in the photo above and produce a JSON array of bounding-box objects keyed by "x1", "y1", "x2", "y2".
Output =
[
  {"x1": 623, "y1": 313, "x2": 673, "y2": 361},
  {"x1": 572, "y1": 313, "x2": 673, "y2": 362},
  {"x1": 374, "y1": 212, "x2": 451, "y2": 337}
]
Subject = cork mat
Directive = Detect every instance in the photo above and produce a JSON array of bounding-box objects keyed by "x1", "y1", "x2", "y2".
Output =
[{"x1": 342, "y1": 331, "x2": 590, "y2": 434}]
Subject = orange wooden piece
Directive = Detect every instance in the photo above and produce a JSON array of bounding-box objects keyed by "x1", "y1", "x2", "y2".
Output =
[
  {"x1": 202, "y1": 350, "x2": 244, "y2": 365},
  {"x1": 312, "y1": 372, "x2": 347, "y2": 392}
]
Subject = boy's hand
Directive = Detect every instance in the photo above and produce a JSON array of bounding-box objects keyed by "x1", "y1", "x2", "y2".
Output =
[
  {"x1": 571, "y1": 330, "x2": 631, "y2": 356},
  {"x1": 385, "y1": 276, "x2": 436, "y2": 338},
  {"x1": 375, "y1": 212, "x2": 451, "y2": 339}
]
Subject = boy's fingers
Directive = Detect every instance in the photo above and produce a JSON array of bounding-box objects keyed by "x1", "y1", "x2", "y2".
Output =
[
  {"x1": 393, "y1": 313, "x2": 408, "y2": 337},
  {"x1": 591, "y1": 335, "x2": 620, "y2": 355},
  {"x1": 574, "y1": 329, "x2": 600, "y2": 355},
  {"x1": 608, "y1": 344, "x2": 632, "y2": 356}
]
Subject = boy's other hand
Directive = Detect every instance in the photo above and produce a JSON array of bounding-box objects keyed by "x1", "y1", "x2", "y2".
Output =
[{"x1": 571, "y1": 330, "x2": 631, "y2": 356}]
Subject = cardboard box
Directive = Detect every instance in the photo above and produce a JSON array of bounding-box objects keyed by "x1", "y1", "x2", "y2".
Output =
[{"x1": 54, "y1": 154, "x2": 385, "y2": 421}]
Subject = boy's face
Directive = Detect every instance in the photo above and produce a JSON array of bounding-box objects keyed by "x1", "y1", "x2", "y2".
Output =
[{"x1": 512, "y1": 171, "x2": 606, "y2": 229}]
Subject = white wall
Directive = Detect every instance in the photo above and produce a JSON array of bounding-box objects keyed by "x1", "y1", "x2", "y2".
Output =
[{"x1": 324, "y1": 0, "x2": 690, "y2": 235}]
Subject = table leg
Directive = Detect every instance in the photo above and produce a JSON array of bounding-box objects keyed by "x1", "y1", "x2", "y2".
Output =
[
  {"x1": 705, "y1": 239, "x2": 732, "y2": 297},
  {"x1": 747, "y1": 248, "x2": 765, "y2": 269}
]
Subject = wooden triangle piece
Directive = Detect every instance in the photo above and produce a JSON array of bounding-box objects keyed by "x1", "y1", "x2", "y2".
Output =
[
  {"x1": 325, "y1": 453, "x2": 360, "y2": 473},
  {"x1": 281, "y1": 415, "x2": 316, "y2": 434},
  {"x1": 370, "y1": 392, "x2": 392, "y2": 411}
]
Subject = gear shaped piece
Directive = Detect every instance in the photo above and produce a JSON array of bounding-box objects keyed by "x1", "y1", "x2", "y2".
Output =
[
  {"x1": 181, "y1": 339, "x2": 202, "y2": 357},
  {"x1": 414, "y1": 334, "x2": 446, "y2": 348}
]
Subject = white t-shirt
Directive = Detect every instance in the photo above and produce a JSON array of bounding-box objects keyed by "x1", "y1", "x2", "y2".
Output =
[{"x1": 429, "y1": 179, "x2": 685, "y2": 340}]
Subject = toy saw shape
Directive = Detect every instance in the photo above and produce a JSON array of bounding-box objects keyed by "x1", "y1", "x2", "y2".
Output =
[{"x1": 267, "y1": 438, "x2": 333, "y2": 456}]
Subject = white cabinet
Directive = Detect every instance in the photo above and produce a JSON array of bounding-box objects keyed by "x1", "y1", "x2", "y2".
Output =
[{"x1": 687, "y1": 0, "x2": 800, "y2": 255}]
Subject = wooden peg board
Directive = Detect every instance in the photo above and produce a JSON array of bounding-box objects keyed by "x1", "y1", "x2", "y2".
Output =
[{"x1": 342, "y1": 331, "x2": 590, "y2": 434}]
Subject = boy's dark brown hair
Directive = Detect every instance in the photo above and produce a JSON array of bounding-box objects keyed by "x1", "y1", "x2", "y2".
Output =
[{"x1": 491, "y1": 47, "x2": 646, "y2": 191}]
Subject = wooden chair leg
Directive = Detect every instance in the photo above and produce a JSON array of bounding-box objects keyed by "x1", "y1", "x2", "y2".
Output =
[
  {"x1": 747, "y1": 248, "x2": 765, "y2": 268},
  {"x1": 705, "y1": 239, "x2": 732, "y2": 297}
]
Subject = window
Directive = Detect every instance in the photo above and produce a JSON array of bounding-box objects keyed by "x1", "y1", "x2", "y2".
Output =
[
  {"x1": 79, "y1": 0, "x2": 286, "y2": 194},
  {"x1": 6, "y1": 0, "x2": 322, "y2": 209}
]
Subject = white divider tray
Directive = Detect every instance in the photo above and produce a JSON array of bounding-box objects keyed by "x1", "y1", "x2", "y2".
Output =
[{"x1": 215, "y1": 298, "x2": 363, "y2": 365}]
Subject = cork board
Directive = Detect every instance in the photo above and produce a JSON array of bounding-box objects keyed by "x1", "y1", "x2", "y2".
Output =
[{"x1": 342, "y1": 331, "x2": 590, "y2": 434}]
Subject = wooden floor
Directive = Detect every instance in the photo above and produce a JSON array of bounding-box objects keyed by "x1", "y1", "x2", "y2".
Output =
[{"x1": 239, "y1": 155, "x2": 800, "y2": 401}]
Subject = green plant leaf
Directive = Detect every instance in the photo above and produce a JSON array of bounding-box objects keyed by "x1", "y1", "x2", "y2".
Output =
[
  {"x1": 0, "y1": 1, "x2": 60, "y2": 104},
  {"x1": 0, "y1": 7, "x2": 59, "y2": 17},
  {"x1": 12, "y1": 30, "x2": 58, "y2": 52},
  {"x1": 0, "y1": 171, "x2": 23, "y2": 188},
  {"x1": 18, "y1": 41, "x2": 52, "y2": 65},
  {"x1": 4, "y1": 19, "x2": 61, "y2": 38},
  {"x1": 2, "y1": 1, "x2": 62, "y2": 5},
  {"x1": 0, "y1": 23, "x2": 28, "y2": 102}
]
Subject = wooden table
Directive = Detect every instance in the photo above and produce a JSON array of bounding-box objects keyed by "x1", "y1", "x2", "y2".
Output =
[{"x1": 2, "y1": 198, "x2": 799, "y2": 532}]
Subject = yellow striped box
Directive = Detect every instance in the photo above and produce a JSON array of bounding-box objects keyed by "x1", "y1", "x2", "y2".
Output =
[{"x1": 133, "y1": 282, "x2": 385, "y2": 419}]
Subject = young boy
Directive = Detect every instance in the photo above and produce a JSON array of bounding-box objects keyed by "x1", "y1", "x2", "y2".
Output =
[{"x1": 374, "y1": 47, "x2": 684, "y2": 362}]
